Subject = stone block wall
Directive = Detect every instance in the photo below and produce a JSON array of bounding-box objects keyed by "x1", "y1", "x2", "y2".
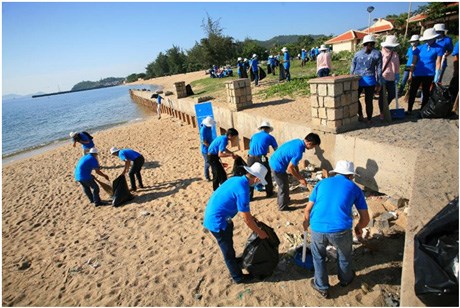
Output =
[
  {"x1": 174, "y1": 81, "x2": 187, "y2": 99},
  {"x1": 308, "y1": 75, "x2": 361, "y2": 134},
  {"x1": 225, "y1": 78, "x2": 252, "y2": 111}
]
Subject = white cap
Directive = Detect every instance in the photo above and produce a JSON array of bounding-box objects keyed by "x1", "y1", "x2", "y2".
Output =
[
  {"x1": 381, "y1": 35, "x2": 399, "y2": 48},
  {"x1": 329, "y1": 160, "x2": 357, "y2": 176},
  {"x1": 281, "y1": 47, "x2": 288, "y2": 52},
  {"x1": 409, "y1": 34, "x2": 420, "y2": 42},
  {"x1": 420, "y1": 28, "x2": 440, "y2": 41},
  {"x1": 362, "y1": 34, "x2": 376, "y2": 45},
  {"x1": 258, "y1": 121, "x2": 273, "y2": 132},
  {"x1": 434, "y1": 23, "x2": 447, "y2": 33},
  {"x1": 238, "y1": 57, "x2": 242, "y2": 61},
  {"x1": 243, "y1": 162, "x2": 268, "y2": 185},
  {"x1": 89, "y1": 147, "x2": 98, "y2": 154},
  {"x1": 110, "y1": 147, "x2": 120, "y2": 154},
  {"x1": 69, "y1": 131, "x2": 77, "y2": 138},
  {"x1": 252, "y1": 54, "x2": 257, "y2": 58},
  {"x1": 244, "y1": 58, "x2": 248, "y2": 61},
  {"x1": 202, "y1": 116, "x2": 216, "y2": 127}
]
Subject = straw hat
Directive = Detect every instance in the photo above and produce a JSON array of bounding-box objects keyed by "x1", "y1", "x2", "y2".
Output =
[
  {"x1": 202, "y1": 116, "x2": 216, "y2": 127},
  {"x1": 319, "y1": 44, "x2": 328, "y2": 51},
  {"x1": 409, "y1": 34, "x2": 420, "y2": 42},
  {"x1": 420, "y1": 28, "x2": 440, "y2": 41},
  {"x1": 110, "y1": 147, "x2": 120, "y2": 154},
  {"x1": 434, "y1": 23, "x2": 448, "y2": 33},
  {"x1": 362, "y1": 34, "x2": 376, "y2": 45},
  {"x1": 243, "y1": 163, "x2": 268, "y2": 185},
  {"x1": 258, "y1": 121, "x2": 273, "y2": 132},
  {"x1": 69, "y1": 131, "x2": 77, "y2": 138},
  {"x1": 281, "y1": 47, "x2": 288, "y2": 52},
  {"x1": 329, "y1": 160, "x2": 357, "y2": 176},
  {"x1": 381, "y1": 35, "x2": 399, "y2": 48},
  {"x1": 89, "y1": 148, "x2": 99, "y2": 154}
]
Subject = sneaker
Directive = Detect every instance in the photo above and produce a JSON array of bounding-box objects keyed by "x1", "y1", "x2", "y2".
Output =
[
  {"x1": 340, "y1": 271, "x2": 356, "y2": 287},
  {"x1": 310, "y1": 279, "x2": 329, "y2": 298},
  {"x1": 235, "y1": 274, "x2": 255, "y2": 284},
  {"x1": 94, "y1": 201, "x2": 109, "y2": 207}
]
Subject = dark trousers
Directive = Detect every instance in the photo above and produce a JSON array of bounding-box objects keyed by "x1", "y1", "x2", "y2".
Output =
[
  {"x1": 285, "y1": 68, "x2": 291, "y2": 81},
  {"x1": 210, "y1": 221, "x2": 243, "y2": 283},
  {"x1": 129, "y1": 155, "x2": 145, "y2": 190},
  {"x1": 247, "y1": 155, "x2": 273, "y2": 198},
  {"x1": 317, "y1": 68, "x2": 330, "y2": 77},
  {"x1": 208, "y1": 154, "x2": 227, "y2": 191},
  {"x1": 358, "y1": 86, "x2": 375, "y2": 120},
  {"x1": 273, "y1": 171, "x2": 290, "y2": 210},
  {"x1": 408, "y1": 76, "x2": 434, "y2": 112},
  {"x1": 378, "y1": 81, "x2": 396, "y2": 113},
  {"x1": 78, "y1": 178, "x2": 101, "y2": 204}
]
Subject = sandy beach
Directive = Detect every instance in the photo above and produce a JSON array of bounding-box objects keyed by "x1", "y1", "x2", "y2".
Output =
[{"x1": 2, "y1": 69, "x2": 457, "y2": 306}]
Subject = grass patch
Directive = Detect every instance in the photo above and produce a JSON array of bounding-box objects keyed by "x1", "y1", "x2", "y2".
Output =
[{"x1": 190, "y1": 75, "x2": 237, "y2": 96}]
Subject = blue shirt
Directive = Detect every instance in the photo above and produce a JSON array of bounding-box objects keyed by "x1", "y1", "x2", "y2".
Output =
[
  {"x1": 248, "y1": 131, "x2": 278, "y2": 156},
  {"x1": 309, "y1": 175, "x2": 368, "y2": 233},
  {"x1": 118, "y1": 149, "x2": 141, "y2": 161},
  {"x1": 413, "y1": 42, "x2": 443, "y2": 77},
  {"x1": 74, "y1": 154, "x2": 100, "y2": 181},
  {"x1": 283, "y1": 52, "x2": 290, "y2": 69},
  {"x1": 200, "y1": 125, "x2": 214, "y2": 154},
  {"x1": 436, "y1": 36, "x2": 454, "y2": 54},
  {"x1": 237, "y1": 61, "x2": 244, "y2": 72},
  {"x1": 251, "y1": 58, "x2": 259, "y2": 72},
  {"x1": 79, "y1": 133, "x2": 94, "y2": 150},
  {"x1": 351, "y1": 48, "x2": 382, "y2": 87},
  {"x1": 203, "y1": 176, "x2": 251, "y2": 232},
  {"x1": 301, "y1": 50, "x2": 306, "y2": 60},
  {"x1": 269, "y1": 139, "x2": 305, "y2": 173},
  {"x1": 452, "y1": 42, "x2": 458, "y2": 57},
  {"x1": 405, "y1": 46, "x2": 420, "y2": 65},
  {"x1": 208, "y1": 135, "x2": 228, "y2": 155},
  {"x1": 157, "y1": 96, "x2": 162, "y2": 104}
]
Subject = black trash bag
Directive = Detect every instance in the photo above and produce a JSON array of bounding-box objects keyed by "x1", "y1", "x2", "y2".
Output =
[
  {"x1": 248, "y1": 69, "x2": 255, "y2": 82},
  {"x1": 279, "y1": 64, "x2": 286, "y2": 81},
  {"x1": 232, "y1": 156, "x2": 247, "y2": 176},
  {"x1": 421, "y1": 84, "x2": 453, "y2": 119},
  {"x1": 240, "y1": 68, "x2": 248, "y2": 79},
  {"x1": 414, "y1": 197, "x2": 459, "y2": 306},
  {"x1": 242, "y1": 221, "x2": 280, "y2": 279},
  {"x1": 185, "y1": 84, "x2": 194, "y2": 96},
  {"x1": 112, "y1": 174, "x2": 135, "y2": 207},
  {"x1": 259, "y1": 67, "x2": 267, "y2": 81},
  {"x1": 267, "y1": 65, "x2": 272, "y2": 75}
]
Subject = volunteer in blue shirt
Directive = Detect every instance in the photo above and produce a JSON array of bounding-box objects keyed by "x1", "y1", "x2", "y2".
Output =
[
  {"x1": 407, "y1": 28, "x2": 443, "y2": 114},
  {"x1": 110, "y1": 147, "x2": 145, "y2": 192},
  {"x1": 200, "y1": 116, "x2": 216, "y2": 182},
  {"x1": 157, "y1": 95, "x2": 163, "y2": 119},
  {"x1": 251, "y1": 54, "x2": 259, "y2": 86},
  {"x1": 70, "y1": 131, "x2": 95, "y2": 155},
  {"x1": 203, "y1": 162, "x2": 269, "y2": 284},
  {"x1": 207, "y1": 128, "x2": 239, "y2": 191},
  {"x1": 350, "y1": 34, "x2": 382, "y2": 123},
  {"x1": 301, "y1": 49, "x2": 307, "y2": 67},
  {"x1": 449, "y1": 41, "x2": 458, "y2": 102},
  {"x1": 237, "y1": 57, "x2": 244, "y2": 78},
  {"x1": 269, "y1": 133, "x2": 321, "y2": 211},
  {"x1": 434, "y1": 23, "x2": 454, "y2": 83},
  {"x1": 247, "y1": 121, "x2": 278, "y2": 199},
  {"x1": 74, "y1": 148, "x2": 110, "y2": 207},
  {"x1": 304, "y1": 160, "x2": 369, "y2": 299},
  {"x1": 282, "y1": 47, "x2": 291, "y2": 81},
  {"x1": 398, "y1": 35, "x2": 420, "y2": 96}
]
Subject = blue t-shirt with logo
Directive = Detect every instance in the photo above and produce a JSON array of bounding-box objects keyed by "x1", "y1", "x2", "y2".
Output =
[
  {"x1": 249, "y1": 131, "x2": 278, "y2": 156},
  {"x1": 200, "y1": 125, "x2": 214, "y2": 154},
  {"x1": 436, "y1": 36, "x2": 454, "y2": 54},
  {"x1": 405, "y1": 46, "x2": 420, "y2": 65},
  {"x1": 413, "y1": 43, "x2": 444, "y2": 77},
  {"x1": 118, "y1": 149, "x2": 141, "y2": 161},
  {"x1": 203, "y1": 176, "x2": 251, "y2": 232},
  {"x1": 309, "y1": 174, "x2": 368, "y2": 233},
  {"x1": 251, "y1": 58, "x2": 259, "y2": 72},
  {"x1": 207, "y1": 135, "x2": 228, "y2": 155},
  {"x1": 269, "y1": 139, "x2": 305, "y2": 173},
  {"x1": 79, "y1": 133, "x2": 94, "y2": 150},
  {"x1": 74, "y1": 154, "x2": 99, "y2": 181}
]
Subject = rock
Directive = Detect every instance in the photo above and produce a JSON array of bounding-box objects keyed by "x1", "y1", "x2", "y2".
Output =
[
  {"x1": 194, "y1": 293, "x2": 202, "y2": 300},
  {"x1": 397, "y1": 197, "x2": 409, "y2": 208},
  {"x1": 165, "y1": 91, "x2": 173, "y2": 96},
  {"x1": 361, "y1": 282, "x2": 371, "y2": 293},
  {"x1": 383, "y1": 197, "x2": 399, "y2": 211},
  {"x1": 18, "y1": 260, "x2": 31, "y2": 270},
  {"x1": 367, "y1": 201, "x2": 387, "y2": 219},
  {"x1": 379, "y1": 211, "x2": 397, "y2": 221},
  {"x1": 155, "y1": 90, "x2": 164, "y2": 94},
  {"x1": 374, "y1": 219, "x2": 390, "y2": 230}
]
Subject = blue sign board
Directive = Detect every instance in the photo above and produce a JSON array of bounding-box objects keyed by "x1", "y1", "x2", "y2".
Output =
[{"x1": 194, "y1": 101, "x2": 217, "y2": 139}]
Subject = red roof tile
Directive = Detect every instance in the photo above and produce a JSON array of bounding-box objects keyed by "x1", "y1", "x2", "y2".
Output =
[{"x1": 325, "y1": 30, "x2": 367, "y2": 44}]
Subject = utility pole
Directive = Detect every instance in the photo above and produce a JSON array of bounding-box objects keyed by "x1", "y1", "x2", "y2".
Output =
[{"x1": 404, "y1": 2, "x2": 412, "y2": 40}]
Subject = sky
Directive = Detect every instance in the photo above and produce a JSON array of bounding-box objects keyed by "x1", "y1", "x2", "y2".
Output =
[{"x1": 2, "y1": 1, "x2": 426, "y2": 96}]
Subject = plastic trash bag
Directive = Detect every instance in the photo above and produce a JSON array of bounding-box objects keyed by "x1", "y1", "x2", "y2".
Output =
[
  {"x1": 232, "y1": 156, "x2": 247, "y2": 176},
  {"x1": 185, "y1": 84, "x2": 194, "y2": 96},
  {"x1": 112, "y1": 174, "x2": 134, "y2": 207},
  {"x1": 259, "y1": 67, "x2": 267, "y2": 81},
  {"x1": 421, "y1": 84, "x2": 453, "y2": 119},
  {"x1": 242, "y1": 221, "x2": 280, "y2": 279},
  {"x1": 414, "y1": 197, "x2": 458, "y2": 306}
]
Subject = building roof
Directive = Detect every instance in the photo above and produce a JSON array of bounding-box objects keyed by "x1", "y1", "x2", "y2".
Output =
[
  {"x1": 362, "y1": 18, "x2": 394, "y2": 34},
  {"x1": 408, "y1": 13, "x2": 428, "y2": 23},
  {"x1": 324, "y1": 30, "x2": 368, "y2": 45}
]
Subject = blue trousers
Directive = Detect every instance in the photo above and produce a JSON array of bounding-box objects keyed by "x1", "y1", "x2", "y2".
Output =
[
  {"x1": 78, "y1": 178, "x2": 101, "y2": 204},
  {"x1": 202, "y1": 152, "x2": 211, "y2": 180}
]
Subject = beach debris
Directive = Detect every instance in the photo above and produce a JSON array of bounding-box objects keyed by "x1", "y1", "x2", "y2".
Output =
[
  {"x1": 285, "y1": 221, "x2": 291, "y2": 226},
  {"x1": 379, "y1": 211, "x2": 398, "y2": 221},
  {"x1": 383, "y1": 290, "x2": 400, "y2": 307},
  {"x1": 155, "y1": 90, "x2": 164, "y2": 94},
  {"x1": 194, "y1": 293, "x2": 202, "y2": 301},
  {"x1": 17, "y1": 260, "x2": 31, "y2": 271},
  {"x1": 165, "y1": 91, "x2": 173, "y2": 96},
  {"x1": 360, "y1": 282, "x2": 371, "y2": 294},
  {"x1": 284, "y1": 233, "x2": 302, "y2": 247},
  {"x1": 237, "y1": 288, "x2": 251, "y2": 300},
  {"x1": 139, "y1": 210, "x2": 151, "y2": 217},
  {"x1": 86, "y1": 258, "x2": 101, "y2": 269}
]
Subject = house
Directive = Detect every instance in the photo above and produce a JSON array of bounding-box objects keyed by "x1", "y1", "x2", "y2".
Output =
[
  {"x1": 324, "y1": 30, "x2": 367, "y2": 53},
  {"x1": 361, "y1": 18, "x2": 395, "y2": 35}
]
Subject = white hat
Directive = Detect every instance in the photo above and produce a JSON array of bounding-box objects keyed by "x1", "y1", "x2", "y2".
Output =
[
  {"x1": 252, "y1": 54, "x2": 257, "y2": 58},
  {"x1": 89, "y1": 147, "x2": 98, "y2": 154},
  {"x1": 202, "y1": 116, "x2": 216, "y2": 127},
  {"x1": 110, "y1": 147, "x2": 120, "y2": 154},
  {"x1": 238, "y1": 57, "x2": 242, "y2": 61},
  {"x1": 319, "y1": 44, "x2": 328, "y2": 51},
  {"x1": 362, "y1": 34, "x2": 376, "y2": 45},
  {"x1": 409, "y1": 34, "x2": 420, "y2": 42},
  {"x1": 434, "y1": 23, "x2": 447, "y2": 33},
  {"x1": 244, "y1": 58, "x2": 248, "y2": 61},
  {"x1": 243, "y1": 162, "x2": 268, "y2": 186},
  {"x1": 329, "y1": 160, "x2": 357, "y2": 176},
  {"x1": 281, "y1": 47, "x2": 288, "y2": 52},
  {"x1": 420, "y1": 28, "x2": 440, "y2": 41},
  {"x1": 258, "y1": 121, "x2": 273, "y2": 132},
  {"x1": 269, "y1": 55, "x2": 273, "y2": 58},
  {"x1": 381, "y1": 35, "x2": 399, "y2": 48},
  {"x1": 69, "y1": 131, "x2": 77, "y2": 138}
]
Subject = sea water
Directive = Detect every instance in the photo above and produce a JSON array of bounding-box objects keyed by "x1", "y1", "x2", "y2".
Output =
[{"x1": 2, "y1": 84, "x2": 158, "y2": 158}]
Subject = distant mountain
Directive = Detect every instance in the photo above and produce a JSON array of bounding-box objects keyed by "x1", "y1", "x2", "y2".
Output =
[
  {"x1": 2, "y1": 94, "x2": 24, "y2": 100},
  {"x1": 254, "y1": 34, "x2": 326, "y2": 49},
  {"x1": 71, "y1": 77, "x2": 125, "y2": 91}
]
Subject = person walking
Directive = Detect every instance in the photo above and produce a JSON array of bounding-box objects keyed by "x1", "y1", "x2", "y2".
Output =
[
  {"x1": 157, "y1": 94, "x2": 163, "y2": 119},
  {"x1": 247, "y1": 121, "x2": 278, "y2": 200},
  {"x1": 378, "y1": 35, "x2": 400, "y2": 120},
  {"x1": 301, "y1": 49, "x2": 307, "y2": 67},
  {"x1": 74, "y1": 147, "x2": 110, "y2": 207},
  {"x1": 316, "y1": 44, "x2": 332, "y2": 77},
  {"x1": 200, "y1": 116, "x2": 216, "y2": 182},
  {"x1": 304, "y1": 160, "x2": 369, "y2": 299},
  {"x1": 203, "y1": 162, "x2": 269, "y2": 284},
  {"x1": 70, "y1": 131, "x2": 95, "y2": 155},
  {"x1": 398, "y1": 35, "x2": 420, "y2": 97},
  {"x1": 281, "y1": 47, "x2": 291, "y2": 81},
  {"x1": 207, "y1": 128, "x2": 239, "y2": 191},
  {"x1": 434, "y1": 23, "x2": 454, "y2": 83},
  {"x1": 407, "y1": 28, "x2": 443, "y2": 114},
  {"x1": 110, "y1": 147, "x2": 145, "y2": 192},
  {"x1": 269, "y1": 133, "x2": 321, "y2": 211},
  {"x1": 350, "y1": 34, "x2": 382, "y2": 123},
  {"x1": 237, "y1": 57, "x2": 246, "y2": 78},
  {"x1": 251, "y1": 54, "x2": 259, "y2": 86}
]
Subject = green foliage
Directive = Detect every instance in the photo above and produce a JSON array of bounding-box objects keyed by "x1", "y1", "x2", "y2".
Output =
[
  {"x1": 71, "y1": 77, "x2": 124, "y2": 91},
  {"x1": 126, "y1": 73, "x2": 138, "y2": 83}
]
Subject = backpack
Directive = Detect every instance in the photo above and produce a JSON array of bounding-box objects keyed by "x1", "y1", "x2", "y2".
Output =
[{"x1": 81, "y1": 131, "x2": 94, "y2": 140}]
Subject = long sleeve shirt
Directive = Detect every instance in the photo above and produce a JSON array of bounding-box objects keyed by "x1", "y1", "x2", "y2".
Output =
[
  {"x1": 350, "y1": 48, "x2": 382, "y2": 86},
  {"x1": 381, "y1": 47, "x2": 400, "y2": 81},
  {"x1": 316, "y1": 52, "x2": 332, "y2": 72}
]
